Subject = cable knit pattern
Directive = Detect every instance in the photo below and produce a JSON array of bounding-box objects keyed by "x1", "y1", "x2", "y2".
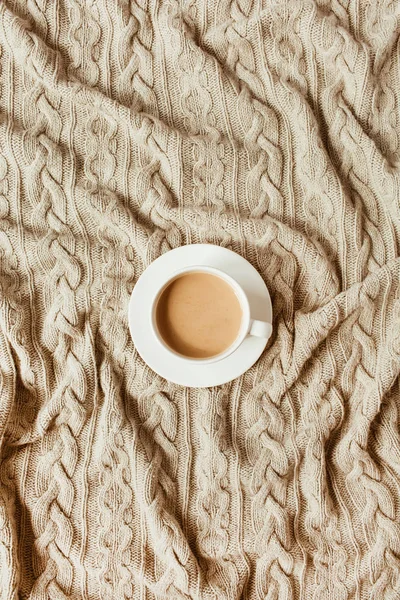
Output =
[
  {"x1": 21, "y1": 61, "x2": 86, "y2": 600},
  {"x1": 0, "y1": 1, "x2": 400, "y2": 599}
]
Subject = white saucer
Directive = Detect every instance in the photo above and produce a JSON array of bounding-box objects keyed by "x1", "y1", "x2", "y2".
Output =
[{"x1": 128, "y1": 245, "x2": 273, "y2": 388}]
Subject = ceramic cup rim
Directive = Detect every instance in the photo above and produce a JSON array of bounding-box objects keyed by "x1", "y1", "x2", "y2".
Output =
[{"x1": 150, "y1": 265, "x2": 251, "y2": 365}]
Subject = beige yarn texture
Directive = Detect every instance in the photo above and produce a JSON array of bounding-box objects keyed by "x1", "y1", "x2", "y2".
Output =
[{"x1": 0, "y1": 1, "x2": 400, "y2": 599}]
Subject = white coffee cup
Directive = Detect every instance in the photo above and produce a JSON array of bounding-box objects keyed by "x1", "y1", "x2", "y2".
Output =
[{"x1": 150, "y1": 265, "x2": 272, "y2": 365}]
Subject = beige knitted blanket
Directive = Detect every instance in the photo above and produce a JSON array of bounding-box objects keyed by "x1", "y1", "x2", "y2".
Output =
[{"x1": 0, "y1": 1, "x2": 400, "y2": 599}]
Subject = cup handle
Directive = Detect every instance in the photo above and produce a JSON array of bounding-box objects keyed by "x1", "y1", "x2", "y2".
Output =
[{"x1": 248, "y1": 319, "x2": 273, "y2": 339}]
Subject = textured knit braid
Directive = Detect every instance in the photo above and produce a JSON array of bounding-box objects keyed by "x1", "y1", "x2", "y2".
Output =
[{"x1": 23, "y1": 79, "x2": 86, "y2": 600}]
